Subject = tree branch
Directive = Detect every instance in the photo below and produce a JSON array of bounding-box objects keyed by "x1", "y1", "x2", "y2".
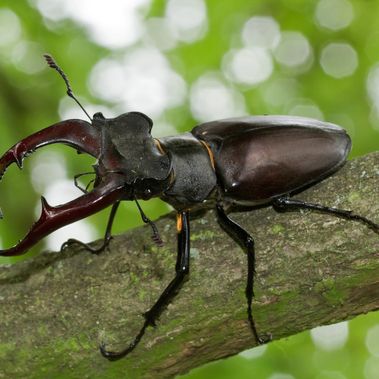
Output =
[{"x1": 0, "y1": 152, "x2": 378, "y2": 379}]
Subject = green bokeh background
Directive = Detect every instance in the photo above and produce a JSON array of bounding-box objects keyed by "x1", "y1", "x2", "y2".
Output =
[{"x1": 0, "y1": 1, "x2": 378, "y2": 378}]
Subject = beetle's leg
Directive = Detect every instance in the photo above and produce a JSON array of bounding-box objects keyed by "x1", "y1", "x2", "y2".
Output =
[
  {"x1": 216, "y1": 204, "x2": 269, "y2": 345},
  {"x1": 100, "y1": 211, "x2": 190, "y2": 361},
  {"x1": 61, "y1": 200, "x2": 121, "y2": 254},
  {"x1": 273, "y1": 196, "x2": 379, "y2": 234},
  {"x1": 135, "y1": 199, "x2": 163, "y2": 247},
  {"x1": 73, "y1": 172, "x2": 96, "y2": 194}
]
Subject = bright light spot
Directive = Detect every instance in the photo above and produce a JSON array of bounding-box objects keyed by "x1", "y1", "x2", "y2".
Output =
[
  {"x1": 364, "y1": 356, "x2": 379, "y2": 379},
  {"x1": 223, "y1": 47, "x2": 273, "y2": 86},
  {"x1": 88, "y1": 59, "x2": 127, "y2": 103},
  {"x1": 30, "y1": 152, "x2": 68, "y2": 193},
  {"x1": 315, "y1": 0, "x2": 354, "y2": 31},
  {"x1": 46, "y1": 221, "x2": 97, "y2": 251},
  {"x1": 366, "y1": 325, "x2": 379, "y2": 357},
  {"x1": 11, "y1": 41, "x2": 46, "y2": 74},
  {"x1": 31, "y1": 0, "x2": 69, "y2": 21},
  {"x1": 367, "y1": 63, "x2": 379, "y2": 127},
  {"x1": 0, "y1": 8, "x2": 22, "y2": 47},
  {"x1": 239, "y1": 345, "x2": 267, "y2": 359},
  {"x1": 190, "y1": 73, "x2": 246, "y2": 122},
  {"x1": 320, "y1": 42, "x2": 358, "y2": 78},
  {"x1": 367, "y1": 64, "x2": 379, "y2": 111},
  {"x1": 144, "y1": 17, "x2": 177, "y2": 51},
  {"x1": 274, "y1": 31, "x2": 312, "y2": 70},
  {"x1": 31, "y1": 0, "x2": 151, "y2": 49},
  {"x1": 310, "y1": 322, "x2": 349, "y2": 351},
  {"x1": 268, "y1": 373, "x2": 295, "y2": 379},
  {"x1": 288, "y1": 99, "x2": 324, "y2": 120},
  {"x1": 35, "y1": 179, "x2": 98, "y2": 251},
  {"x1": 89, "y1": 48, "x2": 187, "y2": 118},
  {"x1": 242, "y1": 16, "x2": 280, "y2": 49},
  {"x1": 263, "y1": 78, "x2": 299, "y2": 107},
  {"x1": 166, "y1": 0, "x2": 208, "y2": 43}
]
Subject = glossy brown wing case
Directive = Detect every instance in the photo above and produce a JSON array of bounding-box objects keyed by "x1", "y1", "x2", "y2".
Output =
[{"x1": 192, "y1": 116, "x2": 351, "y2": 204}]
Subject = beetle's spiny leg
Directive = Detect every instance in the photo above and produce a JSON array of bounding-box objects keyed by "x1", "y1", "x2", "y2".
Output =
[
  {"x1": 61, "y1": 201, "x2": 121, "y2": 254},
  {"x1": 273, "y1": 196, "x2": 379, "y2": 234},
  {"x1": 135, "y1": 198, "x2": 163, "y2": 247},
  {"x1": 100, "y1": 211, "x2": 190, "y2": 360},
  {"x1": 216, "y1": 204, "x2": 271, "y2": 345}
]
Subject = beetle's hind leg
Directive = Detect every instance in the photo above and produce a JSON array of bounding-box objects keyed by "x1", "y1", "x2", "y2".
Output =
[
  {"x1": 216, "y1": 204, "x2": 270, "y2": 345},
  {"x1": 61, "y1": 201, "x2": 121, "y2": 254},
  {"x1": 100, "y1": 211, "x2": 190, "y2": 360},
  {"x1": 273, "y1": 196, "x2": 379, "y2": 234}
]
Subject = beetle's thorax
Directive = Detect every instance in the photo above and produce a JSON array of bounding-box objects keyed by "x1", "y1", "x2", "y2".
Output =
[
  {"x1": 159, "y1": 133, "x2": 217, "y2": 210},
  {"x1": 92, "y1": 112, "x2": 172, "y2": 200}
]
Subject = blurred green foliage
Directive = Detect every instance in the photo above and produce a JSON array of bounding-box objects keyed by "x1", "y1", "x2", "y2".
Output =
[{"x1": 0, "y1": 1, "x2": 378, "y2": 378}]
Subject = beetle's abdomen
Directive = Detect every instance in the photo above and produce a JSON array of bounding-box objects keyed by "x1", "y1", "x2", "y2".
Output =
[{"x1": 193, "y1": 116, "x2": 351, "y2": 204}]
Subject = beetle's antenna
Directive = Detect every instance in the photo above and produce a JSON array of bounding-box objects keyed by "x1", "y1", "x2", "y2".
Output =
[
  {"x1": 43, "y1": 54, "x2": 92, "y2": 122},
  {"x1": 135, "y1": 199, "x2": 164, "y2": 247}
]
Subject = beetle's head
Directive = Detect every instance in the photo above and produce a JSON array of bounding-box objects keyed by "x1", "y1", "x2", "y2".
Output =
[
  {"x1": 93, "y1": 111, "x2": 172, "y2": 200},
  {"x1": 0, "y1": 55, "x2": 174, "y2": 256}
]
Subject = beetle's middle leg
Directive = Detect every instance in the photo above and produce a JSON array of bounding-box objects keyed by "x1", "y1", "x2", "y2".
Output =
[
  {"x1": 273, "y1": 196, "x2": 379, "y2": 234},
  {"x1": 216, "y1": 204, "x2": 268, "y2": 345},
  {"x1": 100, "y1": 211, "x2": 190, "y2": 361},
  {"x1": 61, "y1": 201, "x2": 121, "y2": 254}
]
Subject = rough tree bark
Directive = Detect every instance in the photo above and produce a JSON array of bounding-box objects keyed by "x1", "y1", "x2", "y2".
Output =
[{"x1": 0, "y1": 152, "x2": 378, "y2": 379}]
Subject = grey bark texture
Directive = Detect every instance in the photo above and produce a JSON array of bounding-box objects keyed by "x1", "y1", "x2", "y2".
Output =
[{"x1": 0, "y1": 152, "x2": 378, "y2": 379}]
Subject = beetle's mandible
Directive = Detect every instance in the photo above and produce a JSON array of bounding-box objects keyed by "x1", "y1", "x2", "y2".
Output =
[{"x1": 0, "y1": 55, "x2": 378, "y2": 360}]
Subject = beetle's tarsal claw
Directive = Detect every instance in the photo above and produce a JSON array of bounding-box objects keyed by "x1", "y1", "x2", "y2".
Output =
[
  {"x1": 99, "y1": 320, "x2": 150, "y2": 361},
  {"x1": 257, "y1": 333, "x2": 272, "y2": 345}
]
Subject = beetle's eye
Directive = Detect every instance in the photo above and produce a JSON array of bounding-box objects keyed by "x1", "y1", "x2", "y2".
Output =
[{"x1": 93, "y1": 112, "x2": 105, "y2": 119}]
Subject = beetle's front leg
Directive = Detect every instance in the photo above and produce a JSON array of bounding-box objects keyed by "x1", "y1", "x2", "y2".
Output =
[
  {"x1": 216, "y1": 204, "x2": 270, "y2": 345},
  {"x1": 273, "y1": 196, "x2": 379, "y2": 233},
  {"x1": 100, "y1": 211, "x2": 190, "y2": 361},
  {"x1": 61, "y1": 201, "x2": 121, "y2": 254}
]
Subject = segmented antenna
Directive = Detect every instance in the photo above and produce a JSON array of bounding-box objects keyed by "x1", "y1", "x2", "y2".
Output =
[
  {"x1": 43, "y1": 54, "x2": 92, "y2": 121},
  {"x1": 135, "y1": 199, "x2": 164, "y2": 247}
]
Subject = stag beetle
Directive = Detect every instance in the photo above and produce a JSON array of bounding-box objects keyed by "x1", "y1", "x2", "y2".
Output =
[{"x1": 0, "y1": 55, "x2": 378, "y2": 360}]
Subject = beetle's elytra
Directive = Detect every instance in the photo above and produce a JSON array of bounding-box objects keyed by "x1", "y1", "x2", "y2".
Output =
[{"x1": 0, "y1": 55, "x2": 377, "y2": 360}]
